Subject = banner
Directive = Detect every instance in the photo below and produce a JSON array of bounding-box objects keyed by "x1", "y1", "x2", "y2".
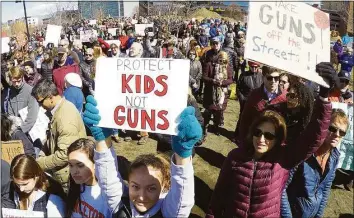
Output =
[
  {"x1": 19, "y1": 106, "x2": 49, "y2": 142},
  {"x1": 1, "y1": 37, "x2": 10, "y2": 54},
  {"x1": 80, "y1": 29, "x2": 98, "y2": 42},
  {"x1": 2, "y1": 208, "x2": 44, "y2": 218},
  {"x1": 135, "y1": 24, "x2": 153, "y2": 36},
  {"x1": 245, "y1": 1, "x2": 330, "y2": 87},
  {"x1": 95, "y1": 57, "x2": 190, "y2": 135},
  {"x1": 332, "y1": 102, "x2": 353, "y2": 171},
  {"x1": 1, "y1": 140, "x2": 24, "y2": 164},
  {"x1": 44, "y1": 24, "x2": 62, "y2": 47},
  {"x1": 108, "y1": 28, "x2": 118, "y2": 36}
]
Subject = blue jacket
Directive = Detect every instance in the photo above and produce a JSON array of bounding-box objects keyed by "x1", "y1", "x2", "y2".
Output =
[
  {"x1": 281, "y1": 148, "x2": 340, "y2": 218},
  {"x1": 339, "y1": 53, "x2": 354, "y2": 73},
  {"x1": 198, "y1": 35, "x2": 209, "y2": 48},
  {"x1": 63, "y1": 86, "x2": 84, "y2": 113}
]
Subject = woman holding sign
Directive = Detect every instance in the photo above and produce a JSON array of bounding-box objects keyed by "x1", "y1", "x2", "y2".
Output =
[
  {"x1": 82, "y1": 95, "x2": 201, "y2": 218},
  {"x1": 206, "y1": 63, "x2": 337, "y2": 218}
]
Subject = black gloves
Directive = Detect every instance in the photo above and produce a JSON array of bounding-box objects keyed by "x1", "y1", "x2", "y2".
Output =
[{"x1": 315, "y1": 62, "x2": 340, "y2": 98}]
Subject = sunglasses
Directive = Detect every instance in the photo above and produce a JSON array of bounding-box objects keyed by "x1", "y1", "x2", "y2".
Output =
[
  {"x1": 266, "y1": 76, "x2": 280, "y2": 82},
  {"x1": 328, "y1": 125, "x2": 346, "y2": 137},
  {"x1": 38, "y1": 95, "x2": 49, "y2": 106},
  {"x1": 286, "y1": 93, "x2": 297, "y2": 99},
  {"x1": 85, "y1": 54, "x2": 93, "y2": 57},
  {"x1": 253, "y1": 128, "x2": 276, "y2": 140}
]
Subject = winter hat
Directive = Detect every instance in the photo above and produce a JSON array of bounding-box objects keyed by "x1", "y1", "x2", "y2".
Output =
[
  {"x1": 64, "y1": 73, "x2": 82, "y2": 88},
  {"x1": 23, "y1": 61, "x2": 34, "y2": 69},
  {"x1": 338, "y1": 70, "x2": 350, "y2": 81}
]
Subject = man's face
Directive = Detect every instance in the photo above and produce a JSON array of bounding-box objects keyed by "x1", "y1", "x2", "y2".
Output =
[
  {"x1": 58, "y1": 52, "x2": 67, "y2": 62},
  {"x1": 24, "y1": 66, "x2": 34, "y2": 75},
  {"x1": 339, "y1": 78, "x2": 349, "y2": 91},
  {"x1": 6, "y1": 62, "x2": 13, "y2": 69},
  {"x1": 36, "y1": 95, "x2": 53, "y2": 111},
  {"x1": 37, "y1": 48, "x2": 43, "y2": 55},
  {"x1": 11, "y1": 77, "x2": 24, "y2": 89},
  {"x1": 324, "y1": 119, "x2": 348, "y2": 148},
  {"x1": 85, "y1": 51, "x2": 93, "y2": 61},
  {"x1": 263, "y1": 72, "x2": 280, "y2": 93},
  {"x1": 111, "y1": 45, "x2": 119, "y2": 55},
  {"x1": 212, "y1": 42, "x2": 220, "y2": 51}
]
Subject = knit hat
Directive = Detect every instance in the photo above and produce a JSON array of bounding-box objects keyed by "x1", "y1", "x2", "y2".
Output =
[
  {"x1": 64, "y1": 73, "x2": 82, "y2": 88},
  {"x1": 23, "y1": 61, "x2": 34, "y2": 69}
]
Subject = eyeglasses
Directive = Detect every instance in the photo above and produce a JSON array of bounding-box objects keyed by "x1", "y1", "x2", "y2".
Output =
[
  {"x1": 286, "y1": 93, "x2": 298, "y2": 99},
  {"x1": 85, "y1": 54, "x2": 93, "y2": 57},
  {"x1": 266, "y1": 76, "x2": 280, "y2": 82},
  {"x1": 253, "y1": 128, "x2": 276, "y2": 140},
  {"x1": 328, "y1": 125, "x2": 346, "y2": 137},
  {"x1": 280, "y1": 80, "x2": 288, "y2": 84},
  {"x1": 218, "y1": 59, "x2": 227, "y2": 64},
  {"x1": 38, "y1": 95, "x2": 49, "y2": 106}
]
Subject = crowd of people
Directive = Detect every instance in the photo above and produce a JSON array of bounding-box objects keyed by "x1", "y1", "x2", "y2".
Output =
[{"x1": 1, "y1": 13, "x2": 353, "y2": 218}]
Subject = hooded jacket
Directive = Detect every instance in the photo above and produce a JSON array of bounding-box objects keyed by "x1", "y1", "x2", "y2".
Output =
[{"x1": 206, "y1": 98, "x2": 332, "y2": 218}]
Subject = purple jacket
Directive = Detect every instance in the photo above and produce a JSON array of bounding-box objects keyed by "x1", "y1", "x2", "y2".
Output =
[{"x1": 206, "y1": 98, "x2": 332, "y2": 218}]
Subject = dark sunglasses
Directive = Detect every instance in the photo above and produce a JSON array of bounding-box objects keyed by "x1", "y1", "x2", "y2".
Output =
[
  {"x1": 85, "y1": 54, "x2": 93, "y2": 57},
  {"x1": 266, "y1": 76, "x2": 280, "y2": 82},
  {"x1": 253, "y1": 128, "x2": 276, "y2": 140},
  {"x1": 328, "y1": 125, "x2": 346, "y2": 137},
  {"x1": 38, "y1": 95, "x2": 49, "y2": 106},
  {"x1": 286, "y1": 93, "x2": 297, "y2": 99}
]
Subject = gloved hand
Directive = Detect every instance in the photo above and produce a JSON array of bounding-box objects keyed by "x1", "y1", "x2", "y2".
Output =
[
  {"x1": 83, "y1": 95, "x2": 113, "y2": 141},
  {"x1": 172, "y1": 107, "x2": 202, "y2": 158},
  {"x1": 316, "y1": 62, "x2": 340, "y2": 98}
]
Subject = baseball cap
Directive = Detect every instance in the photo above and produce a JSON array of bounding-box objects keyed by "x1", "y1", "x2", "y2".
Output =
[
  {"x1": 211, "y1": 37, "x2": 220, "y2": 43},
  {"x1": 65, "y1": 73, "x2": 82, "y2": 88},
  {"x1": 57, "y1": 47, "x2": 67, "y2": 54},
  {"x1": 23, "y1": 61, "x2": 34, "y2": 69},
  {"x1": 248, "y1": 60, "x2": 261, "y2": 67},
  {"x1": 338, "y1": 70, "x2": 350, "y2": 81}
]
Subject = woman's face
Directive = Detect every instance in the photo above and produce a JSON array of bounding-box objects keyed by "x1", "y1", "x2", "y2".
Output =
[
  {"x1": 286, "y1": 88, "x2": 299, "y2": 109},
  {"x1": 253, "y1": 121, "x2": 276, "y2": 156},
  {"x1": 13, "y1": 177, "x2": 37, "y2": 195},
  {"x1": 68, "y1": 150, "x2": 95, "y2": 185},
  {"x1": 129, "y1": 166, "x2": 163, "y2": 213},
  {"x1": 44, "y1": 53, "x2": 50, "y2": 60},
  {"x1": 279, "y1": 75, "x2": 290, "y2": 92}
]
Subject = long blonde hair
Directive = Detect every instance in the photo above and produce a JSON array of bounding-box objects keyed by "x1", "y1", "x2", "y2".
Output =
[{"x1": 217, "y1": 51, "x2": 229, "y2": 79}]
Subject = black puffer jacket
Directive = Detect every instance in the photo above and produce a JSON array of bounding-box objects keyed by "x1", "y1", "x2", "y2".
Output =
[
  {"x1": 236, "y1": 70, "x2": 263, "y2": 102},
  {"x1": 80, "y1": 60, "x2": 96, "y2": 96},
  {"x1": 41, "y1": 61, "x2": 54, "y2": 81}
]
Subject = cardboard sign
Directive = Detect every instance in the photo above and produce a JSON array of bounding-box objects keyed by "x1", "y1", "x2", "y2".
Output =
[
  {"x1": 108, "y1": 28, "x2": 118, "y2": 36},
  {"x1": 245, "y1": 1, "x2": 330, "y2": 87},
  {"x1": 95, "y1": 57, "x2": 190, "y2": 135},
  {"x1": 44, "y1": 24, "x2": 62, "y2": 47},
  {"x1": 332, "y1": 102, "x2": 354, "y2": 171},
  {"x1": 135, "y1": 24, "x2": 153, "y2": 36},
  {"x1": 2, "y1": 208, "x2": 44, "y2": 218},
  {"x1": 1, "y1": 140, "x2": 25, "y2": 164},
  {"x1": 1, "y1": 37, "x2": 10, "y2": 54},
  {"x1": 80, "y1": 30, "x2": 98, "y2": 42},
  {"x1": 19, "y1": 106, "x2": 49, "y2": 142}
]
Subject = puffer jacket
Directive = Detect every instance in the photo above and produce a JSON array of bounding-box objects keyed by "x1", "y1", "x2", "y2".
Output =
[
  {"x1": 80, "y1": 60, "x2": 96, "y2": 96},
  {"x1": 206, "y1": 98, "x2": 332, "y2": 218},
  {"x1": 41, "y1": 61, "x2": 54, "y2": 80},
  {"x1": 282, "y1": 148, "x2": 340, "y2": 218},
  {"x1": 236, "y1": 70, "x2": 263, "y2": 102}
]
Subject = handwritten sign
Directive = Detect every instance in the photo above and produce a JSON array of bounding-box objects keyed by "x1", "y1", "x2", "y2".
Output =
[
  {"x1": 95, "y1": 57, "x2": 190, "y2": 135},
  {"x1": 135, "y1": 24, "x2": 153, "y2": 36},
  {"x1": 44, "y1": 24, "x2": 62, "y2": 47},
  {"x1": 2, "y1": 208, "x2": 44, "y2": 218},
  {"x1": 332, "y1": 102, "x2": 354, "y2": 171},
  {"x1": 1, "y1": 37, "x2": 10, "y2": 54},
  {"x1": 108, "y1": 28, "x2": 118, "y2": 36},
  {"x1": 1, "y1": 141, "x2": 24, "y2": 164},
  {"x1": 245, "y1": 1, "x2": 330, "y2": 87},
  {"x1": 80, "y1": 30, "x2": 98, "y2": 42},
  {"x1": 106, "y1": 40, "x2": 121, "y2": 47},
  {"x1": 19, "y1": 106, "x2": 49, "y2": 142}
]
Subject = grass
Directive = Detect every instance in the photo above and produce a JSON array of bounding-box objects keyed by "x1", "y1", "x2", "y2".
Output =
[{"x1": 111, "y1": 99, "x2": 353, "y2": 218}]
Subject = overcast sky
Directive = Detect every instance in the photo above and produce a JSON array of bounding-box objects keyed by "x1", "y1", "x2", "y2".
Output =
[{"x1": 1, "y1": 0, "x2": 138, "y2": 22}]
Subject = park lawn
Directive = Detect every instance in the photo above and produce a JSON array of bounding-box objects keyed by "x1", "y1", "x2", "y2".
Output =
[{"x1": 111, "y1": 99, "x2": 353, "y2": 218}]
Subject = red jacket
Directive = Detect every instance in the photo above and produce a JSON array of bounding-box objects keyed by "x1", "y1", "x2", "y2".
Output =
[
  {"x1": 239, "y1": 85, "x2": 287, "y2": 144},
  {"x1": 53, "y1": 64, "x2": 80, "y2": 96},
  {"x1": 206, "y1": 98, "x2": 332, "y2": 218}
]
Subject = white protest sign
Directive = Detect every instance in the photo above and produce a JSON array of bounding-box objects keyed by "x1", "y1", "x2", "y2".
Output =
[
  {"x1": 95, "y1": 57, "x2": 190, "y2": 135},
  {"x1": 106, "y1": 40, "x2": 121, "y2": 46},
  {"x1": 332, "y1": 102, "x2": 354, "y2": 171},
  {"x1": 108, "y1": 28, "x2": 118, "y2": 36},
  {"x1": 1, "y1": 37, "x2": 10, "y2": 54},
  {"x1": 89, "y1": 19, "x2": 97, "y2": 25},
  {"x1": 80, "y1": 30, "x2": 98, "y2": 42},
  {"x1": 245, "y1": 1, "x2": 330, "y2": 87},
  {"x1": 44, "y1": 24, "x2": 62, "y2": 47},
  {"x1": 2, "y1": 208, "x2": 44, "y2": 218},
  {"x1": 19, "y1": 106, "x2": 49, "y2": 142},
  {"x1": 135, "y1": 24, "x2": 153, "y2": 36},
  {"x1": 132, "y1": 19, "x2": 138, "y2": 24}
]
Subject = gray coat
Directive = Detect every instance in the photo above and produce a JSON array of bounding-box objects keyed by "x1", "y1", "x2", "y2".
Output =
[
  {"x1": 4, "y1": 83, "x2": 39, "y2": 133},
  {"x1": 189, "y1": 60, "x2": 202, "y2": 87}
]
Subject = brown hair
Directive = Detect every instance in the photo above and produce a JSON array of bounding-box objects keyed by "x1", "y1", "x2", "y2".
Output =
[
  {"x1": 10, "y1": 154, "x2": 49, "y2": 192},
  {"x1": 331, "y1": 108, "x2": 350, "y2": 131},
  {"x1": 262, "y1": 65, "x2": 279, "y2": 76},
  {"x1": 247, "y1": 110, "x2": 287, "y2": 148},
  {"x1": 9, "y1": 66, "x2": 24, "y2": 79},
  {"x1": 129, "y1": 154, "x2": 171, "y2": 192}
]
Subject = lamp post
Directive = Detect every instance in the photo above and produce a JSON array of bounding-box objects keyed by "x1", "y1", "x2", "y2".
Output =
[{"x1": 15, "y1": 0, "x2": 30, "y2": 40}]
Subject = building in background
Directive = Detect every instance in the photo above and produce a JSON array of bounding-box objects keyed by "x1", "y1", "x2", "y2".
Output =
[
  {"x1": 321, "y1": 1, "x2": 353, "y2": 35},
  {"x1": 26, "y1": 17, "x2": 40, "y2": 26},
  {"x1": 78, "y1": 1, "x2": 124, "y2": 19}
]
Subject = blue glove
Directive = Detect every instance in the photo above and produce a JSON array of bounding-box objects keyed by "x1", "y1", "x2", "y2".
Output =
[
  {"x1": 172, "y1": 107, "x2": 202, "y2": 158},
  {"x1": 83, "y1": 95, "x2": 113, "y2": 141}
]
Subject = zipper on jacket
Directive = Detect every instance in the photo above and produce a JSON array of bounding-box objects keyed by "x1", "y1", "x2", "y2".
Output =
[{"x1": 246, "y1": 159, "x2": 257, "y2": 217}]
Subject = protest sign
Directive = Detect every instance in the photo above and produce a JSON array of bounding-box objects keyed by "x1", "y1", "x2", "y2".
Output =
[
  {"x1": 95, "y1": 57, "x2": 190, "y2": 135},
  {"x1": 1, "y1": 37, "x2": 10, "y2": 54},
  {"x1": 106, "y1": 40, "x2": 121, "y2": 46},
  {"x1": 80, "y1": 29, "x2": 98, "y2": 42},
  {"x1": 135, "y1": 24, "x2": 154, "y2": 36},
  {"x1": 1, "y1": 140, "x2": 24, "y2": 164},
  {"x1": 245, "y1": 1, "x2": 330, "y2": 87},
  {"x1": 44, "y1": 24, "x2": 62, "y2": 47},
  {"x1": 108, "y1": 28, "x2": 118, "y2": 36},
  {"x1": 89, "y1": 19, "x2": 97, "y2": 25},
  {"x1": 99, "y1": 25, "x2": 107, "y2": 31},
  {"x1": 131, "y1": 19, "x2": 138, "y2": 24},
  {"x1": 2, "y1": 208, "x2": 44, "y2": 218},
  {"x1": 19, "y1": 106, "x2": 49, "y2": 142},
  {"x1": 332, "y1": 102, "x2": 353, "y2": 171}
]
